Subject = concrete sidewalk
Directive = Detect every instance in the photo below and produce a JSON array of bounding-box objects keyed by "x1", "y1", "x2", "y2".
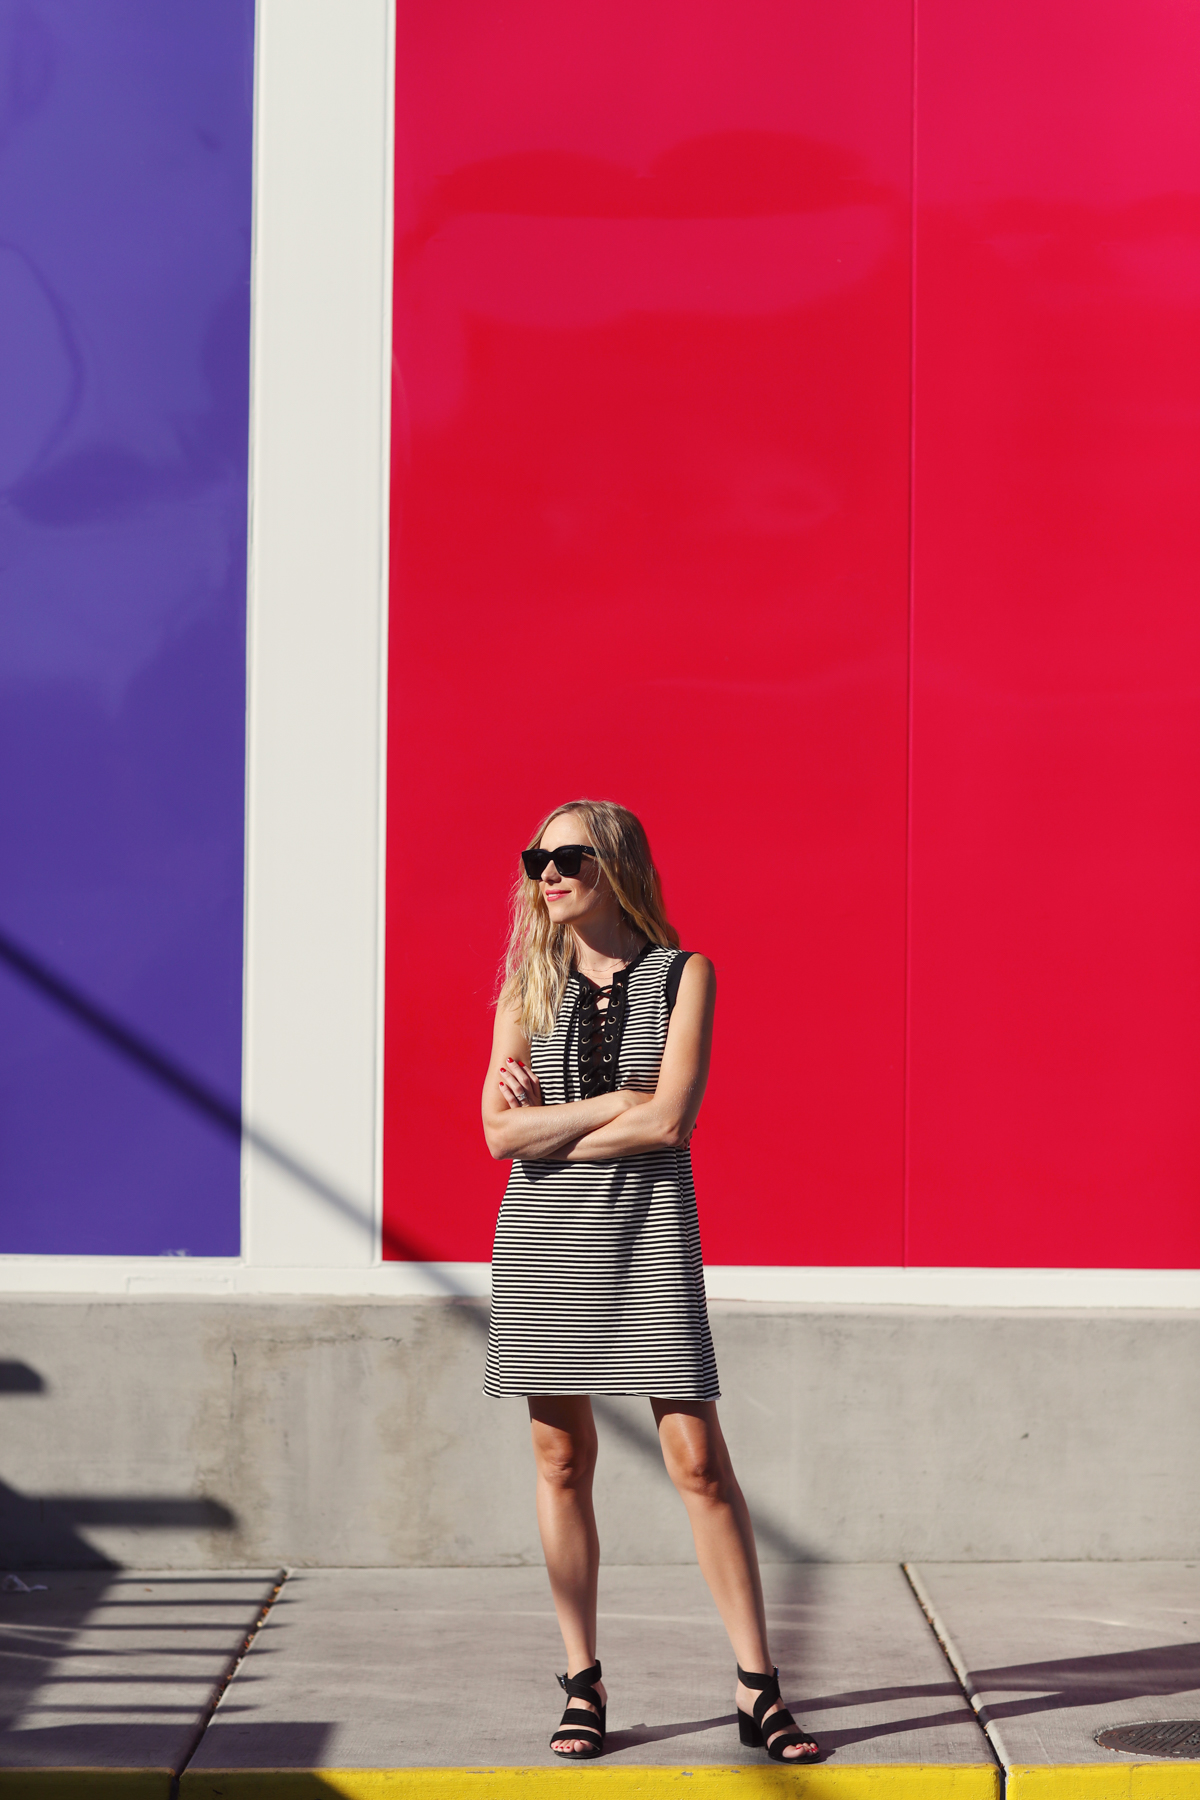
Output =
[
  {"x1": 910, "y1": 1562, "x2": 1200, "y2": 1796},
  {"x1": 183, "y1": 1563, "x2": 994, "y2": 1794},
  {"x1": 1, "y1": 1564, "x2": 1198, "y2": 1794}
]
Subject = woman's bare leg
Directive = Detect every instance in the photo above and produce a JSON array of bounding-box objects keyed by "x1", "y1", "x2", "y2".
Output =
[
  {"x1": 528, "y1": 1396, "x2": 607, "y2": 1751},
  {"x1": 652, "y1": 1398, "x2": 816, "y2": 1760}
]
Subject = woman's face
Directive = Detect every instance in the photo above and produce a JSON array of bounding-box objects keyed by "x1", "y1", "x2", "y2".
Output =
[{"x1": 536, "y1": 812, "x2": 615, "y2": 929}]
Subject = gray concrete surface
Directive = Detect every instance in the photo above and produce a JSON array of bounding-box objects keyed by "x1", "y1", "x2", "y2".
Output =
[
  {"x1": 186, "y1": 1564, "x2": 993, "y2": 1772},
  {"x1": 0, "y1": 1569, "x2": 279, "y2": 1775},
  {"x1": 911, "y1": 1563, "x2": 1200, "y2": 1768},
  {"x1": 2, "y1": 1295, "x2": 1199, "y2": 1566}
]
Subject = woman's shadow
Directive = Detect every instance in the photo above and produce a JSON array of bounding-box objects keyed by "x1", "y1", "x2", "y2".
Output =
[
  {"x1": 606, "y1": 1708, "x2": 831, "y2": 1762},
  {"x1": 606, "y1": 1713, "x2": 738, "y2": 1754}
]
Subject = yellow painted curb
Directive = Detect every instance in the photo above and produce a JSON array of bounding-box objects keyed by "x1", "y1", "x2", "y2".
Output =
[
  {"x1": 179, "y1": 1766, "x2": 1001, "y2": 1799},
  {"x1": 1008, "y1": 1767, "x2": 1200, "y2": 1798},
  {"x1": 0, "y1": 1774, "x2": 171, "y2": 1797}
]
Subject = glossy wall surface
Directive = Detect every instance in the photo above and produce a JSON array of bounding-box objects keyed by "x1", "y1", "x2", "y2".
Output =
[
  {"x1": 0, "y1": 3, "x2": 253, "y2": 1254},
  {"x1": 387, "y1": 0, "x2": 1200, "y2": 1269},
  {"x1": 386, "y1": 0, "x2": 914, "y2": 1263},
  {"x1": 908, "y1": 0, "x2": 1200, "y2": 1264}
]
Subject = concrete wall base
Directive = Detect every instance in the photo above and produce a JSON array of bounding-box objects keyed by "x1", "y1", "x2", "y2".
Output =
[{"x1": 1, "y1": 1296, "x2": 1194, "y2": 1567}]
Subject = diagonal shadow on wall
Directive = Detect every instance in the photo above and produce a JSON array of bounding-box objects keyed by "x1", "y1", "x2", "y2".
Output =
[{"x1": 0, "y1": 1359, "x2": 239, "y2": 1570}]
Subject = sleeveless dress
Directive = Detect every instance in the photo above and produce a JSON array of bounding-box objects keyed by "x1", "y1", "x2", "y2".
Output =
[{"x1": 484, "y1": 944, "x2": 720, "y2": 1399}]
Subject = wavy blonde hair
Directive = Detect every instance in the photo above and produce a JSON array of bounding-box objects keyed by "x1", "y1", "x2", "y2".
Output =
[{"x1": 499, "y1": 799, "x2": 680, "y2": 1038}]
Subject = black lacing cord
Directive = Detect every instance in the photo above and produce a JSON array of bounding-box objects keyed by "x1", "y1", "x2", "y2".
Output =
[
  {"x1": 576, "y1": 967, "x2": 631, "y2": 1097},
  {"x1": 567, "y1": 945, "x2": 657, "y2": 1101}
]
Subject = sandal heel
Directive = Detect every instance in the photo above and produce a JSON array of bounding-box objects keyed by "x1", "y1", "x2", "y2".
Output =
[{"x1": 738, "y1": 1709, "x2": 763, "y2": 1747}]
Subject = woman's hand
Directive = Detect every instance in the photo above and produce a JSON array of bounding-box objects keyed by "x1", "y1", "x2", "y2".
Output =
[{"x1": 498, "y1": 1056, "x2": 543, "y2": 1110}]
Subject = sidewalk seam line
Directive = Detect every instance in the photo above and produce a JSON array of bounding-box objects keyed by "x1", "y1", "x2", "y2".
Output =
[
  {"x1": 903, "y1": 1562, "x2": 1008, "y2": 1793},
  {"x1": 170, "y1": 1566, "x2": 290, "y2": 1797}
]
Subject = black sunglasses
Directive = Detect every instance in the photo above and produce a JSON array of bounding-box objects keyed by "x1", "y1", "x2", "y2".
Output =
[{"x1": 521, "y1": 844, "x2": 597, "y2": 880}]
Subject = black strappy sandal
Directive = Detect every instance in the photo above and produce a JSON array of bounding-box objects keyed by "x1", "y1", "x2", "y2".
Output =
[
  {"x1": 737, "y1": 1664, "x2": 820, "y2": 1763},
  {"x1": 549, "y1": 1660, "x2": 606, "y2": 1760}
]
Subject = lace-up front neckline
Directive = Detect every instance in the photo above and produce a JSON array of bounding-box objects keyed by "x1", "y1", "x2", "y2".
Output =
[{"x1": 572, "y1": 943, "x2": 653, "y2": 1098}]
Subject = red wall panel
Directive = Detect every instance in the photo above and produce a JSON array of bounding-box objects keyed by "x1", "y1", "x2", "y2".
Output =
[
  {"x1": 385, "y1": 1, "x2": 913, "y2": 1264},
  {"x1": 908, "y1": 1, "x2": 1200, "y2": 1263}
]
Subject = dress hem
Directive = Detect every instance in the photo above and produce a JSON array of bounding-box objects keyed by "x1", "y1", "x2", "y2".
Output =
[{"x1": 482, "y1": 1386, "x2": 722, "y2": 1401}]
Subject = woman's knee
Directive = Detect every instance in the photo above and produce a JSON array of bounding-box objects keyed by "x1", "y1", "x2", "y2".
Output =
[
  {"x1": 666, "y1": 1447, "x2": 733, "y2": 1503},
  {"x1": 658, "y1": 1416, "x2": 734, "y2": 1503},
  {"x1": 535, "y1": 1436, "x2": 597, "y2": 1492},
  {"x1": 530, "y1": 1408, "x2": 598, "y2": 1492}
]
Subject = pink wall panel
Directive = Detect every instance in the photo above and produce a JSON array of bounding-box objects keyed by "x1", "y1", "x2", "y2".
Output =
[
  {"x1": 908, "y1": 1, "x2": 1200, "y2": 1263},
  {"x1": 385, "y1": 1, "x2": 913, "y2": 1264}
]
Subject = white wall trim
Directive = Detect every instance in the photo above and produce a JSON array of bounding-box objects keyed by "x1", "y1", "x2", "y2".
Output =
[
  {"x1": 0, "y1": 1259, "x2": 485, "y2": 1297},
  {"x1": 372, "y1": 0, "x2": 396, "y2": 1286},
  {"x1": 1, "y1": 1260, "x2": 1198, "y2": 1306},
  {"x1": 239, "y1": 0, "x2": 394, "y2": 1269},
  {"x1": 702, "y1": 1264, "x2": 1200, "y2": 1308}
]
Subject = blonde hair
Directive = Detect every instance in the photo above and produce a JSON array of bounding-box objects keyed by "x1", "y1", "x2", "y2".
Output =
[{"x1": 499, "y1": 799, "x2": 679, "y2": 1038}]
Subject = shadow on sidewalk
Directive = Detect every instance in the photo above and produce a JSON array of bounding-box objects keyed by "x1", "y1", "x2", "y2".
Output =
[
  {"x1": 974, "y1": 1640, "x2": 1200, "y2": 1724},
  {"x1": 0, "y1": 1569, "x2": 276, "y2": 1776},
  {"x1": 762, "y1": 1639, "x2": 1200, "y2": 1755}
]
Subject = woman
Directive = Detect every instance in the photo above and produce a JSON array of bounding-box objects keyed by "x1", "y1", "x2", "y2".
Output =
[{"x1": 481, "y1": 799, "x2": 819, "y2": 1765}]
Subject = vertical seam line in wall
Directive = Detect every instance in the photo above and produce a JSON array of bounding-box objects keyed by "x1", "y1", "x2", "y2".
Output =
[
  {"x1": 902, "y1": 0, "x2": 920, "y2": 1267},
  {"x1": 903, "y1": 1564, "x2": 1007, "y2": 1792},
  {"x1": 372, "y1": 0, "x2": 398, "y2": 1264},
  {"x1": 238, "y1": 0, "x2": 270, "y2": 1266},
  {"x1": 171, "y1": 1569, "x2": 289, "y2": 1795}
]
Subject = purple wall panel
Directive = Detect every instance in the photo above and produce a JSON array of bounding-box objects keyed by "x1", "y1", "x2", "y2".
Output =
[{"x1": 0, "y1": 2, "x2": 254, "y2": 1254}]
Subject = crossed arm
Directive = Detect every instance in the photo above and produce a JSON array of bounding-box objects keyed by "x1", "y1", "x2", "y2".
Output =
[{"x1": 481, "y1": 955, "x2": 716, "y2": 1163}]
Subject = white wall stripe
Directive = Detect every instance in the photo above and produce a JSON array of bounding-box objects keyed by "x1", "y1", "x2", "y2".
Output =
[
  {"x1": 2, "y1": 1260, "x2": 1199, "y2": 1307},
  {"x1": 239, "y1": 0, "x2": 394, "y2": 1271}
]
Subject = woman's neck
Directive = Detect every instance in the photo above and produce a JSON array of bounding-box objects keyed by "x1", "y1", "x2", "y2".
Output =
[{"x1": 571, "y1": 914, "x2": 646, "y2": 980}]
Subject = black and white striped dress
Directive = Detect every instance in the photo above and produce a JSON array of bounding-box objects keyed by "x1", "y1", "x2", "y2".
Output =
[{"x1": 484, "y1": 944, "x2": 720, "y2": 1399}]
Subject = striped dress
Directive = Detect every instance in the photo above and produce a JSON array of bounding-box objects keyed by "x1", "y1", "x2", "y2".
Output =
[{"x1": 484, "y1": 944, "x2": 720, "y2": 1399}]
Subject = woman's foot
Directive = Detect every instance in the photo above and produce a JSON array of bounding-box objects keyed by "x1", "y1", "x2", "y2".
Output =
[
  {"x1": 736, "y1": 1673, "x2": 819, "y2": 1760},
  {"x1": 551, "y1": 1669, "x2": 607, "y2": 1757}
]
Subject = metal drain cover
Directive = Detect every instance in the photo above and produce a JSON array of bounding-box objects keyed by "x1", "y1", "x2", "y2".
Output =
[{"x1": 1096, "y1": 1721, "x2": 1200, "y2": 1759}]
